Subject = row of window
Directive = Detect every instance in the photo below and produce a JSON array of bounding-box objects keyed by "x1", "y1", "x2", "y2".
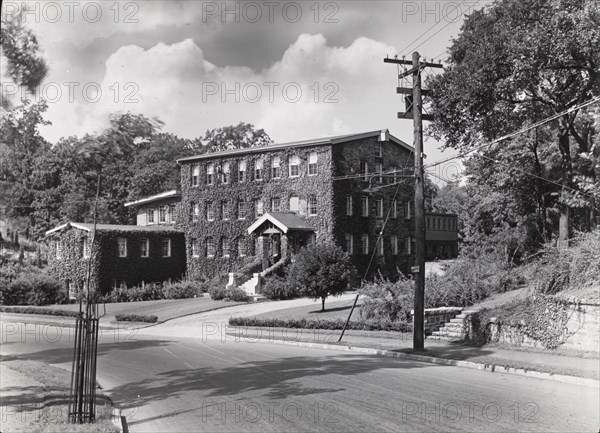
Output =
[
  {"x1": 146, "y1": 204, "x2": 177, "y2": 225},
  {"x1": 55, "y1": 239, "x2": 90, "y2": 259},
  {"x1": 191, "y1": 152, "x2": 319, "y2": 187},
  {"x1": 191, "y1": 237, "x2": 249, "y2": 259},
  {"x1": 117, "y1": 238, "x2": 172, "y2": 258},
  {"x1": 191, "y1": 195, "x2": 319, "y2": 221},
  {"x1": 427, "y1": 217, "x2": 457, "y2": 231},
  {"x1": 346, "y1": 195, "x2": 412, "y2": 219},
  {"x1": 345, "y1": 234, "x2": 414, "y2": 256}
]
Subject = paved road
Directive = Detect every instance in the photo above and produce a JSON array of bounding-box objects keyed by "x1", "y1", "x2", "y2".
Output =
[{"x1": 2, "y1": 318, "x2": 598, "y2": 433}]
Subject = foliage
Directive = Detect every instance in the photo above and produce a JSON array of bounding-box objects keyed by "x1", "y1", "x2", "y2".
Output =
[
  {"x1": 535, "y1": 229, "x2": 600, "y2": 295},
  {"x1": 228, "y1": 316, "x2": 412, "y2": 332},
  {"x1": 0, "y1": 272, "x2": 64, "y2": 306},
  {"x1": 359, "y1": 274, "x2": 414, "y2": 323},
  {"x1": 162, "y1": 280, "x2": 204, "y2": 299},
  {"x1": 201, "y1": 122, "x2": 273, "y2": 152},
  {"x1": 260, "y1": 274, "x2": 301, "y2": 300},
  {"x1": 0, "y1": 306, "x2": 79, "y2": 317},
  {"x1": 100, "y1": 279, "x2": 207, "y2": 303},
  {"x1": 286, "y1": 242, "x2": 355, "y2": 310},
  {"x1": 209, "y1": 286, "x2": 250, "y2": 302},
  {"x1": 114, "y1": 313, "x2": 158, "y2": 323}
]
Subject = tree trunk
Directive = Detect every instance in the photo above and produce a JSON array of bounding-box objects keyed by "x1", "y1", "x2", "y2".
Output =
[
  {"x1": 557, "y1": 118, "x2": 573, "y2": 249},
  {"x1": 321, "y1": 297, "x2": 325, "y2": 312}
]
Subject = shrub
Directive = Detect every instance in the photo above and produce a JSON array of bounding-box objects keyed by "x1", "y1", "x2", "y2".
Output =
[
  {"x1": 261, "y1": 274, "x2": 300, "y2": 300},
  {"x1": 228, "y1": 316, "x2": 412, "y2": 332},
  {"x1": 359, "y1": 274, "x2": 414, "y2": 323},
  {"x1": 287, "y1": 242, "x2": 355, "y2": 311},
  {"x1": 0, "y1": 306, "x2": 79, "y2": 317},
  {"x1": 115, "y1": 313, "x2": 158, "y2": 323},
  {"x1": 101, "y1": 283, "x2": 165, "y2": 303},
  {"x1": 163, "y1": 281, "x2": 203, "y2": 299},
  {"x1": 209, "y1": 286, "x2": 250, "y2": 302},
  {"x1": 0, "y1": 272, "x2": 64, "y2": 306}
]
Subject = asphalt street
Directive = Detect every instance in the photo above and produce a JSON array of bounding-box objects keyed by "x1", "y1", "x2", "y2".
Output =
[{"x1": 1, "y1": 319, "x2": 598, "y2": 432}]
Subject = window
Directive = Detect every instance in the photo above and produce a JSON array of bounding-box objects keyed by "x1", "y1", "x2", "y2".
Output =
[
  {"x1": 308, "y1": 195, "x2": 317, "y2": 215},
  {"x1": 376, "y1": 198, "x2": 384, "y2": 218},
  {"x1": 140, "y1": 238, "x2": 149, "y2": 257},
  {"x1": 361, "y1": 196, "x2": 369, "y2": 217},
  {"x1": 308, "y1": 152, "x2": 317, "y2": 175},
  {"x1": 254, "y1": 159, "x2": 263, "y2": 181},
  {"x1": 159, "y1": 206, "x2": 167, "y2": 223},
  {"x1": 238, "y1": 238, "x2": 247, "y2": 257},
  {"x1": 271, "y1": 156, "x2": 281, "y2": 179},
  {"x1": 377, "y1": 238, "x2": 384, "y2": 256},
  {"x1": 207, "y1": 163, "x2": 214, "y2": 185},
  {"x1": 170, "y1": 204, "x2": 177, "y2": 223},
  {"x1": 191, "y1": 238, "x2": 199, "y2": 257},
  {"x1": 345, "y1": 234, "x2": 354, "y2": 255},
  {"x1": 147, "y1": 207, "x2": 155, "y2": 224},
  {"x1": 222, "y1": 162, "x2": 230, "y2": 184},
  {"x1": 346, "y1": 195, "x2": 353, "y2": 216},
  {"x1": 391, "y1": 165, "x2": 398, "y2": 183},
  {"x1": 238, "y1": 160, "x2": 246, "y2": 182},
  {"x1": 255, "y1": 200, "x2": 264, "y2": 217},
  {"x1": 221, "y1": 237, "x2": 230, "y2": 258},
  {"x1": 191, "y1": 163, "x2": 200, "y2": 186},
  {"x1": 82, "y1": 238, "x2": 90, "y2": 258},
  {"x1": 238, "y1": 201, "x2": 245, "y2": 220},
  {"x1": 206, "y1": 237, "x2": 215, "y2": 258},
  {"x1": 405, "y1": 201, "x2": 412, "y2": 219},
  {"x1": 289, "y1": 155, "x2": 300, "y2": 177},
  {"x1": 405, "y1": 237, "x2": 412, "y2": 255},
  {"x1": 55, "y1": 241, "x2": 62, "y2": 259},
  {"x1": 360, "y1": 161, "x2": 368, "y2": 181},
  {"x1": 375, "y1": 142, "x2": 383, "y2": 157},
  {"x1": 392, "y1": 200, "x2": 398, "y2": 219},
  {"x1": 68, "y1": 281, "x2": 76, "y2": 300},
  {"x1": 375, "y1": 163, "x2": 383, "y2": 183},
  {"x1": 361, "y1": 234, "x2": 369, "y2": 255},
  {"x1": 192, "y1": 202, "x2": 200, "y2": 222},
  {"x1": 271, "y1": 197, "x2": 281, "y2": 213},
  {"x1": 162, "y1": 238, "x2": 171, "y2": 257},
  {"x1": 289, "y1": 195, "x2": 299, "y2": 213},
  {"x1": 113, "y1": 279, "x2": 126, "y2": 290},
  {"x1": 391, "y1": 236, "x2": 398, "y2": 255},
  {"x1": 222, "y1": 201, "x2": 230, "y2": 220},
  {"x1": 118, "y1": 238, "x2": 127, "y2": 257},
  {"x1": 206, "y1": 201, "x2": 214, "y2": 221}
]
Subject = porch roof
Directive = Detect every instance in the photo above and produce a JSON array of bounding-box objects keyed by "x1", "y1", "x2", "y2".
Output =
[{"x1": 247, "y1": 212, "x2": 314, "y2": 235}]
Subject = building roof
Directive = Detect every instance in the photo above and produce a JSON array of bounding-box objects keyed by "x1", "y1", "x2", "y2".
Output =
[
  {"x1": 124, "y1": 190, "x2": 181, "y2": 207},
  {"x1": 425, "y1": 212, "x2": 458, "y2": 217},
  {"x1": 177, "y1": 129, "x2": 413, "y2": 163},
  {"x1": 45, "y1": 222, "x2": 183, "y2": 236},
  {"x1": 247, "y1": 212, "x2": 314, "y2": 235}
]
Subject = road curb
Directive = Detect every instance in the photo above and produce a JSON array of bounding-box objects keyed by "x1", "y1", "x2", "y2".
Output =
[{"x1": 243, "y1": 336, "x2": 599, "y2": 388}]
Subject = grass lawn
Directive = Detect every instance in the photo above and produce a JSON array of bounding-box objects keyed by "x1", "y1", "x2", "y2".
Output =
[
  {"x1": 0, "y1": 360, "x2": 117, "y2": 433},
  {"x1": 252, "y1": 297, "x2": 361, "y2": 321},
  {"x1": 24, "y1": 296, "x2": 246, "y2": 324}
]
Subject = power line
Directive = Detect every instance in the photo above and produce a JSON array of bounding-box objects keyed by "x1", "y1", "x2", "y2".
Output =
[{"x1": 425, "y1": 96, "x2": 600, "y2": 169}]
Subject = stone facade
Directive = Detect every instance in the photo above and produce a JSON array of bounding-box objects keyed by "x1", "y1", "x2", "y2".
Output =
[{"x1": 178, "y1": 130, "x2": 418, "y2": 280}]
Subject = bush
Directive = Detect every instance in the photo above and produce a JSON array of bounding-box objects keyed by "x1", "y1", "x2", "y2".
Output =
[
  {"x1": 287, "y1": 242, "x2": 355, "y2": 311},
  {"x1": 359, "y1": 274, "x2": 413, "y2": 323},
  {"x1": 101, "y1": 283, "x2": 165, "y2": 303},
  {"x1": 162, "y1": 281, "x2": 203, "y2": 299},
  {"x1": 0, "y1": 306, "x2": 79, "y2": 317},
  {"x1": 115, "y1": 313, "x2": 158, "y2": 323},
  {"x1": 209, "y1": 286, "x2": 250, "y2": 302},
  {"x1": 261, "y1": 274, "x2": 300, "y2": 300},
  {"x1": 228, "y1": 316, "x2": 412, "y2": 332},
  {"x1": 0, "y1": 272, "x2": 64, "y2": 306}
]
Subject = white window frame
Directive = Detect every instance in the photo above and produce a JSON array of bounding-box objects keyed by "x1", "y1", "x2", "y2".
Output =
[
  {"x1": 376, "y1": 198, "x2": 384, "y2": 218},
  {"x1": 238, "y1": 160, "x2": 246, "y2": 182},
  {"x1": 308, "y1": 195, "x2": 317, "y2": 216},
  {"x1": 206, "y1": 201, "x2": 214, "y2": 221},
  {"x1": 238, "y1": 201, "x2": 245, "y2": 220},
  {"x1": 376, "y1": 142, "x2": 383, "y2": 157},
  {"x1": 191, "y1": 238, "x2": 200, "y2": 258},
  {"x1": 377, "y1": 237, "x2": 384, "y2": 256},
  {"x1": 405, "y1": 237, "x2": 412, "y2": 255},
  {"x1": 159, "y1": 206, "x2": 167, "y2": 224},
  {"x1": 147, "y1": 207, "x2": 155, "y2": 224},
  {"x1": 191, "y1": 163, "x2": 200, "y2": 186},
  {"x1": 361, "y1": 196, "x2": 369, "y2": 217},
  {"x1": 254, "y1": 159, "x2": 263, "y2": 181},
  {"x1": 207, "y1": 163, "x2": 214, "y2": 185},
  {"x1": 170, "y1": 204, "x2": 177, "y2": 223},
  {"x1": 392, "y1": 200, "x2": 398, "y2": 219},
  {"x1": 360, "y1": 161, "x2": 368, "y2": 181},
  {"x1": 308, "y1": 152, "x2": 318, "y2": 176},
  {"x1": 346, "y1": 195, "x2": 353, "y2": 216},
  {"x1": 376, "y1": 163, "x2": 383, "y2": 183},
  {"x1": 289, "y1": 195, "x2": 299, "y2": 213},
  {"x1": 222, "y1": 162, "x2": 230, "y2": 184},
  {"x1": 271, "y1": 197, "x2": 281, "y2": 213},
  {"x1": 118, "y1": 238, "x2": 127, "y2": 258},
  {"x1": 162, "y1": 238, "x2": 171, "y2": 258},
  {"x1": 140, "y1": 238, "x2": 149, "y2": 258},
  {"x1": 206, "y1": 237, "x2": 215, "y2": 258},
  {"x1": 289, "y1": 155, "x2": 300, "y2": 177},
  {"x1": 238, "y1": 238, "x2": 247, "y2": 257},
  {"x1": 361, "y1": 234, "x2": 369, "y2": 255},
  {"x1": 271, "y1": 156, "x2": 281, "y2": 179},
  {"x1": 222, "y1": 201, "x2": 230, "y2": 220},
  {"x1": 345, "y1": 233, "x2": 354, "y2": 255},
  {"x1": 391, "y1": 236, "x2": 398, "y2": 255},
  {"x1": 192, "y1": 202, "x2": 200, "y2": 222},
  {"x1": 405, "y1": 201, "x2": 412, "y2": 219},
  {"x1": 82, "y1": 238, "x2": 90, "y2": 259},
  {"x1": 221, "y1": 237, "x2": 230, "y2": 258},
  {"x1": 255, "y1": 200, "x2": 264, "y2": 217},
  {"x1": 55, "y1": 241, "x2": 62, "y2": 259}
]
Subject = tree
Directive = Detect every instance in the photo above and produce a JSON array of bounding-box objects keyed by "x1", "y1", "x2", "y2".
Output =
[
  {"x1": 428, "y1": 0, "x2": 600, "y2": 248},
  {"x1": 202, "y1": 122, "x2": 273, "y2": 152},
  {"x1": 286, "y1": 242, "x2": 355, "y2": 311}
]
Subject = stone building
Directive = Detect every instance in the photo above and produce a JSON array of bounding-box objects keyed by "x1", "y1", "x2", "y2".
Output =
[{"x1": 177, "y1": 129, "x2": 419, "y2": 281}]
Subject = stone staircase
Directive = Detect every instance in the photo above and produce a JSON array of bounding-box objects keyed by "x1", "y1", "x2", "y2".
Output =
[
  {"x1": 429, "y1": 309, "x2": 479, "y2": 341},
  {"x1": 238, "y1": 273, "x2": 267, "y2": 302}
]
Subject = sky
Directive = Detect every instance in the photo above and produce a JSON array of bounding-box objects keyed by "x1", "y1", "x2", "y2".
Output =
[{"x1": 1, "y1": 0, "x2": 489, "y2": 180}]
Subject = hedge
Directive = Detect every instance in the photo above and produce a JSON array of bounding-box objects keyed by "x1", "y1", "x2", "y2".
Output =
[
  {"x1": 228, "y1": 316, "x2": 412, "y2": 332},
  {"x1": 114, "y1": 313, "x2": 158, "y2": 323},
  {"x1": 0, "y1": 306, "x2": 79, "y2": 317}
]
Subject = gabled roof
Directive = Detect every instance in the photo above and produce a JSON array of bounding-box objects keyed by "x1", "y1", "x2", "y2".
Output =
[
  {"x1": 45, "y1": 222, "x2": 182, "y2": 236},
  {"x1": 177, "y1": 129, "x2": 412, "y2": 163},
  {"x1": 124, "y1": 190, "x2": 181, "y2": 207},
  {"x1": 247, "y1": 212, "x2": 314, "y2": 235}
]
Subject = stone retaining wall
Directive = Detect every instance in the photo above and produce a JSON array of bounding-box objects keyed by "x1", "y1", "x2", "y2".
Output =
[{"x1": 411, "y1": 307, "x2": 462, "y2": 333}]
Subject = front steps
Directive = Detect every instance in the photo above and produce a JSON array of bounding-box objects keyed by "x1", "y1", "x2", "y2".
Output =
[{"x1": 429, "y1": 309, "x2": 479, "y2": 341}]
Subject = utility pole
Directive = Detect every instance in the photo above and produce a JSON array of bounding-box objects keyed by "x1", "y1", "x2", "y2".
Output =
[{"x1": 384, "y1": 52, "x2": 442, "y2": 350}]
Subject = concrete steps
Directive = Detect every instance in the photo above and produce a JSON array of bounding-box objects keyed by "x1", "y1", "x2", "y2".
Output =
[{"x1": 428, "y1": 309, "x2": 479, "y2": 341}]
